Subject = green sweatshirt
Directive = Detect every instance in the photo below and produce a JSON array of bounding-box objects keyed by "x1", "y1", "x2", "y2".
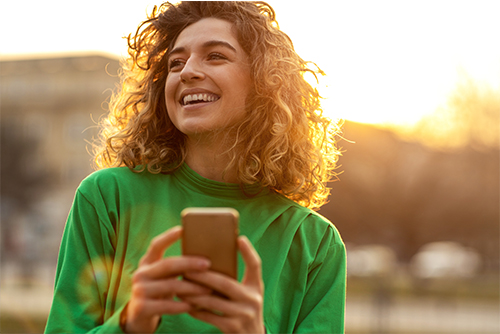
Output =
[{"x1": 45, "y1": 163, "x2": 346, "y2": 333}]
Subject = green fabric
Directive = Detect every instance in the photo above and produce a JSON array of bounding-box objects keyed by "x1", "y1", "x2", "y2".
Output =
[{"x1": 45, "y1": 163, "x2": 346, "y2": 333}]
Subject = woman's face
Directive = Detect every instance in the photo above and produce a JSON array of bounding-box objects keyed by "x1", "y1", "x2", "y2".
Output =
[{"x1": 165, "y1": 18, "x2": 252, "y2": 139}]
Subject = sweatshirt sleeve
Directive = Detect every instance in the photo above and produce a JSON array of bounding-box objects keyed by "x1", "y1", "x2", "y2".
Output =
[
  {"x1": 44, "y1": 186, "x2": 125, "y2": 334},
  {"x1": 294, "y1": 225, "x2": 347, "y2": 334}
]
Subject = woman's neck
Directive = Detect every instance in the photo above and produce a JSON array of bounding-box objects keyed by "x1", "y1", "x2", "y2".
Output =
[{"x1": 184, "y1": 135, "x2": 238, "y2": 183}]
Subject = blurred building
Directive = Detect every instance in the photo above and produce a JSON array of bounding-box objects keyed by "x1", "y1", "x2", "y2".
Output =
[{"x1": 1, "y1": 54, "x2": 120, "y2": 281}]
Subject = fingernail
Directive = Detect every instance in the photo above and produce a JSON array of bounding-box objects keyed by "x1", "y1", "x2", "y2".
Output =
[{"x1": 199, "y1": 259, "x2": 211, "y2": 268}]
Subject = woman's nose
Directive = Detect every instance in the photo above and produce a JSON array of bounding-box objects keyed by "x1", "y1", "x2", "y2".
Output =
[{"x1": 180, "y1": 58, "x2": 205, "y2": 82}]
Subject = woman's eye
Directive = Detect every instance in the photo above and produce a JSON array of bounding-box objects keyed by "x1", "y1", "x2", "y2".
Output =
[
  {"x1": 169, "y1": 59, "x2": 184, "y2": 71},
  {"x1": 208, "y1": 52, "x2": 227, "y2": 61}
]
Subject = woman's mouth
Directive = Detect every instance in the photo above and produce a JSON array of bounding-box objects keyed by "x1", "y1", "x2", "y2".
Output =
[{"x1": 181, "y1": 93, "x2": 220, "y2": 106}]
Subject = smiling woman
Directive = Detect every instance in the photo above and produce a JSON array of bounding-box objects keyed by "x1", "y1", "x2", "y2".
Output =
[
  {"x1": 44, "y1": 2, "x2": 346, "y2": 334},
  {"x1": 93, "y1": 2, "x2": 342, "y2": 207},
  {"x1": 164, "y1": 18, "x2": 253, "y2": 148}
]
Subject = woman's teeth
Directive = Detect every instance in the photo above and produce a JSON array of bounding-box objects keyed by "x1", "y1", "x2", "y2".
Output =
[{"x1": 183, "y1": 93, "x2": 219, "y2": 105}]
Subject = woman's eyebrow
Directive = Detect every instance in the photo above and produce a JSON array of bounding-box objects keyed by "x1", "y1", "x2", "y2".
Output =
[
  {"x1": 167, "y1": 46, "x2": 185, "y2": 60},
  {"x1": 202, "y1": 40, "x2": 237, "y2": 53},
  {"x1": 167, "y1": 40, "x2": 237, "y2": 59}
]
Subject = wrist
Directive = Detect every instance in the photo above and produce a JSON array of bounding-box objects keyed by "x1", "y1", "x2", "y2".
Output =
[
  {"x1": 119, "y1": 303, "x2": 129, "y2": 332},
  {"x1": 120, "y1": 302, "x2": 159, "y2": 333}
]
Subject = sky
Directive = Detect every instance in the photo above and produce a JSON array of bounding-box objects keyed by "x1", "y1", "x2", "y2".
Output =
[{"x1": 1, "y1": 0, "x2": 500, "y2": 126}]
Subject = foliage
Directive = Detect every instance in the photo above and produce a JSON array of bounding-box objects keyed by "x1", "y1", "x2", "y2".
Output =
[
  {"x1": 400, "y1": 72, "x2": 500, "y2": 151},
  {"x1": 320, "y1": 121, "x2": 499, "y2": 267},
  {"x1": 0, "y1": 122, "x2": 53, "y2": 260}
]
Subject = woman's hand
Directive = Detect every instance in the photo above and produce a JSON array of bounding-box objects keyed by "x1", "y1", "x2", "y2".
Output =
[
  {"x1": 182, "y1": 236, "x2": 265, "y2": 334},
  {"x1": 123, "y1": 226, "x2": 212, "y2": 333}
]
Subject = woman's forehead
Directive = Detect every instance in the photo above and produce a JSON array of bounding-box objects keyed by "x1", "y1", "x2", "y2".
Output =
[{"x1": 173, "y1": 18, "x2": 240, "y2": 50}]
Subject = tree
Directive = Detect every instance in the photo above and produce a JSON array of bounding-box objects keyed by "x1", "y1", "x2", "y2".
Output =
[
  {"x1": 319, "y1": 121, "x2": 499, "y2": 267},
  {"x1": 1, "y1": 121, "x2": 53, "y2": 274},
  {"x1": 405, "y1": 71, "x2": 500, "y2": 151}
]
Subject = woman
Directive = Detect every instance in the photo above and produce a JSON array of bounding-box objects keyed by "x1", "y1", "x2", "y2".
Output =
[{"x1": 45, "y1": 2, "x2": 346, "y2": 333}]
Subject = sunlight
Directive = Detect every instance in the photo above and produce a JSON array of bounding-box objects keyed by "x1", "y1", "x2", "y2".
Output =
[
  {"x1": 2, "y1": 0, "x2": 499, "y2": 129},
  {"x1": 269, "y1": 0, "x2": 500, "y2": 127}
]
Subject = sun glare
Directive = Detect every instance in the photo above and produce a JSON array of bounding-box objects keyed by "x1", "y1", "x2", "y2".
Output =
[
  {"x1": 269, "y1": 0, "x2": 500, "y2": 128},
  {"x1": 2, "y1": 0, "x2": 499, "y2": 130}
]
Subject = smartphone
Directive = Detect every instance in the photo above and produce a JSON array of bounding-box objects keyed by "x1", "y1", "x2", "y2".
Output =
[{"x1": 181, "y1": 207, "x2": 239, "y2": 279}]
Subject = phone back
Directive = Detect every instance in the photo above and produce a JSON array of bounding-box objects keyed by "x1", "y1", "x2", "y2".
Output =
[{"x1": 181, "y1": 207, "x2": 239, "y2": 279}]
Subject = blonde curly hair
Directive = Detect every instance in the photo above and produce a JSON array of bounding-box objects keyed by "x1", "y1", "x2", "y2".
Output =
[{"x1": 94, "y1": 1, "x2": 342, "y2": 210}]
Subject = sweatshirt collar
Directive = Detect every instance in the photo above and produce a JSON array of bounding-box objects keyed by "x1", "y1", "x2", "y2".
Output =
[{"x1": 176, "y1": 163, "x2": 269, "y2": 199}]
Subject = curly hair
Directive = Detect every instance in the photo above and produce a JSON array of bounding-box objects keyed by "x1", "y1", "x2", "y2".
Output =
[{"x1": 94, "y1": 1, "x2": 342, "y2": 210}]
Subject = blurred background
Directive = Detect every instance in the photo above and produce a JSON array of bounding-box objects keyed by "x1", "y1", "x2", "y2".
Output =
[{"x1": 1, "y1": 0, "x2": 498, "y2": 333}]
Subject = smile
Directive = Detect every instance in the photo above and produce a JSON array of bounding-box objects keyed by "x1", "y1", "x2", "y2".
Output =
[{"x1": 181, "y1": 93, "x2": 220, "y2": 106}]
